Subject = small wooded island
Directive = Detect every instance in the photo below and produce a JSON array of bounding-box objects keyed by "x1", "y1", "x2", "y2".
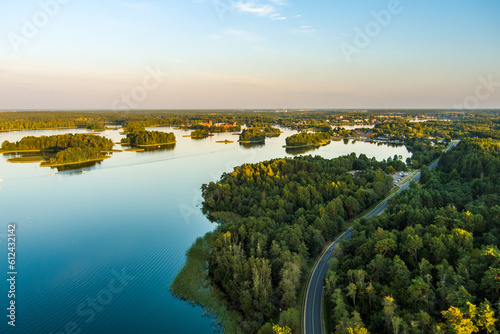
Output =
[
  {"x1": 239, "y1": 128, "x2": 266, "y2": 143},
  {"x1": 190, "y1": 130, "x2": 210, "y2": 138},
  {"x1": 1, "y1": 133, "x2": 114, "y2": 166},
  {"x1": 120, "y1": 125, "x2": 176, "y2": 147},
  {"x1": 238, "y1": 125, "x2": 281, "y2": 144},
  {"x1": 284, "y1": 132, "x2": 332, "y2": 148}
]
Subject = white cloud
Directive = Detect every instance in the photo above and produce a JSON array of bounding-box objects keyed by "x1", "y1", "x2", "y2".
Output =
[
  {"x1": 232, "y1": 2, "x2": 275, "y2": 16},
  {"x1": 230, "y1": 1, "x2": 287, "y2": 20}
]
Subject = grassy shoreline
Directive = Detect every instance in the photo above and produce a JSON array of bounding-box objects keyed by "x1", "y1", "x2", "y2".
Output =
[
  {"x1": 283, "y1": 139, "x2": 331, "y2": 149},
  {"x1": 0, "y1": 149, "x2": 42, "y2": 154},
  {"x1": 238, "y1": 140, "x2": 265, "y2": 144},
  {"x1": 7, "y1": 156, "x2": 46, "y2": 163},
  {"x1": 136, "y1": 141, "x2": 177, "y2": 147},
  {"x1": 40, "y1": 156, "x2": 111, "y2": 167},
  {"x1": 170, "y1": 233, "x2": 243, "y2": 334}
]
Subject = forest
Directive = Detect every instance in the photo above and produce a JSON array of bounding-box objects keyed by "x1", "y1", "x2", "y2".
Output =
[
  {"x1": 325, "y1": 138, "x2": 500, "y2": 333},
  {"x1": 172, "y1": 154, "x2": 405, "y2": 333},
  {"x1": 285, "y1": 132, "x2": 332, "y2": 147}
]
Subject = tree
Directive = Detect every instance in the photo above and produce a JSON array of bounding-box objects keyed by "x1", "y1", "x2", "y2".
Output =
[
  {"x1": 272, "y1": 324, "x2": 291, "y2": 334},
  {"x1": 281, "y1": 308, "x2": 300, "y2": 331}
]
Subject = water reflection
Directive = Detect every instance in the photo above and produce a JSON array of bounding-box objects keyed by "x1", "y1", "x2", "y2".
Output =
[
  {"x1": 141, "y1": 143, "x2": 176, "y2": 152},
  {"x1": 285, "y1": 146, "x2": 320, "y2": 155},
  {"x1": 239, "y1": 142, "x2": 265, "y2": 149}
]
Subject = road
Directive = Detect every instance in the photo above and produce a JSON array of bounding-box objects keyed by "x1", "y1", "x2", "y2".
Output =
[{"x1": 302, "y1": 141, "x2": 458, "y2": 334}]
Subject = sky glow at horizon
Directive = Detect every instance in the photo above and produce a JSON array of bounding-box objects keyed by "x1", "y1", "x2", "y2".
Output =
[{"x1": 0, "y1": 0, "x2": 499, "y2": 110}]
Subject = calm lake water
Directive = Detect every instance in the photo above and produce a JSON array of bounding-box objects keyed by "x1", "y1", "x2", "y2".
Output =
[{"x1": 0, "y1": 127, "x2": 410, "y2": 334}]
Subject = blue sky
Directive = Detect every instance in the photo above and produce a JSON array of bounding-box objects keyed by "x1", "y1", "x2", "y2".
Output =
[{"x1": 0, "y1": 0, "x2": 499, "y2": 109}]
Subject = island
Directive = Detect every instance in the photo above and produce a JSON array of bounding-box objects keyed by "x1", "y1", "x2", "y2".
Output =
[
  {"x1": 238, "y1": 128, "x2": 267, "y2": 144},
  {"x1": 284, "y1": 132, "x2": 332, "y2": 148},
  {"x1": 190, "y1": 130, "x2": 210, "y2": 139},
  {"x1": 1, "y1": 133, "x2": 114, "y2": 167},
  {"x1": 120, "y1": 126, "x2": 176, "y2": 147}
]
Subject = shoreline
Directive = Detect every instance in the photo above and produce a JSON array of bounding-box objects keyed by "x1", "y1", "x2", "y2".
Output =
[
  {"x1": 283, "y1": 139, "x2": 331, "y2": 149},
  {"x1": 7, "y1": 156, "x2": 46, "y2": 163},
  {"x1": 0, "y1": 149, "x2": 42, "y2": 154},
  {"x1": 40, "y1": 156, "x2": 111, "y2": 167},
  {"x1": 238, "y1": 140, "x2": 265, "y2": 144},
  {"x1": 136, "y1": 141, "x2": 177, "y2": 147}
]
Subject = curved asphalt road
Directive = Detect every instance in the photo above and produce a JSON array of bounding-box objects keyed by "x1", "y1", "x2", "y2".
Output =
[{"x1": 303, "y1": 142, "x2": 458, "y2": 334}]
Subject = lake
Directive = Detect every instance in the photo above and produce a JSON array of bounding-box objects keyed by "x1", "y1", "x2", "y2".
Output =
[{"x1": 0, "y1": 127, "x2": 410, "y2": 333}]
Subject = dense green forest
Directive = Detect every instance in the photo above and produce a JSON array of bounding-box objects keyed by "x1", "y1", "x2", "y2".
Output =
[
  {"x1": 325, "y1": 138, "x2": 500, "y2": 333},
  {"x1": 285, "y1": 132, "x2": 332, "y2": 147},
  {"x1": 172, "y1": 154, "x2": 406, "y2": 333},
  {"x1": 239, "y1": 128, "x2": 267, "y2": 143},
  {"x1": 1, "y1": 133, "x2": 113, "y2": 152}
]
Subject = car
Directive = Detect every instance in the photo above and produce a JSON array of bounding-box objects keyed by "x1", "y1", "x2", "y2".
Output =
[{"x1": 329, "y1": 247, "x2": 334, "y2": 252}]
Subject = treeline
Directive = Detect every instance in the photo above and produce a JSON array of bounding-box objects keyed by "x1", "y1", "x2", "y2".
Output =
[
  {"x1": 186, "y1": 155, "x2": 400, "y2": 333},
  {"x1": 325, "y1": 138, "x2": 500, "y2": 333},
  {"x1": 0, "y1": 112, "x2": 119, "y2": 131},
  {"x1": 285, "y1": 132, "x2": 332, "y2": 147},
  {"x1": 1, "y1": 133, "x2": 113, "y2": 152}
]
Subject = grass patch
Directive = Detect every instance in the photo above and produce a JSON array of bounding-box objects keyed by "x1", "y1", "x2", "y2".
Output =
[
  {"x1": 0, "y1": 149, "x2": 41, "y2": 154},
  {"x1": 40, "y1": 156, "x2": 111, "y2": 167},
  {"x1": 283, "y1": 139, "x2": 331, "y2": 149},
  {"x1": 216, "y1": 140, "x2": 235, "y2": 144},
  {"x1": 238, "y1": 140, "x2": 265, "y2": 144},
  {"x1": 136, "y1": 141, "x2": 176, "y2": 147},
  {"x1": 124, "y1": 148, "x2": 145, "y2": 152},
  {"x1": 7, "y1": 156, "x2": 45, "y2": 163},
  {"x1": 170, "y1": 233, "x2": 243, "y2": 334},
  {"x1": 101, "y1": 150, "x2": 123, "y2": 153}
]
